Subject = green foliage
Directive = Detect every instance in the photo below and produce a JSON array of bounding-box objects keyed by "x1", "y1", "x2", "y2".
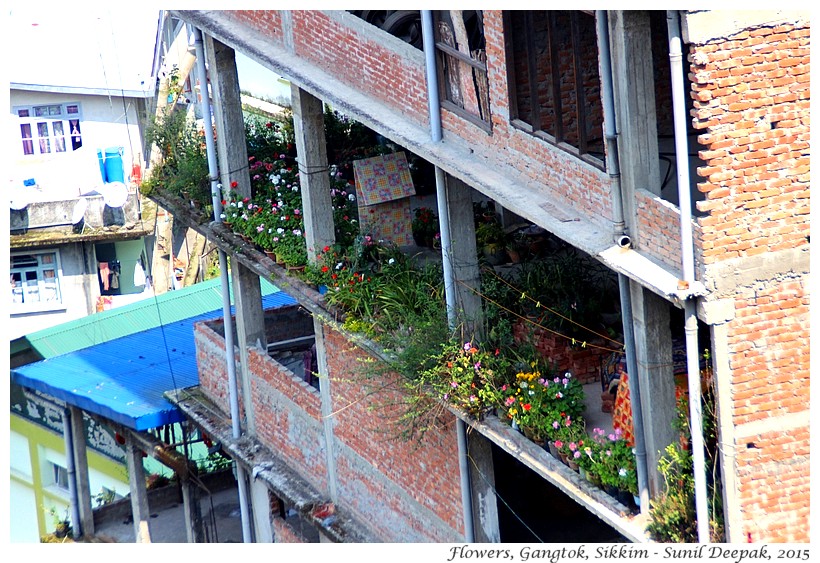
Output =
[
  {"x1": 142, "y1": 109, "x2": 209, "y2": 205},
  {"x1": 648, "y1": 360, "x2": 725, "y2": 542}
]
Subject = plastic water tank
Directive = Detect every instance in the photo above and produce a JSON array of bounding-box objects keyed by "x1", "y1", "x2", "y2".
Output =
[
  {"x1": 97, "y1": 149, "x2": 107, "y2": 183},
  {"x1": 103, "y1": 147, "x2": 125, "y2": 184}
]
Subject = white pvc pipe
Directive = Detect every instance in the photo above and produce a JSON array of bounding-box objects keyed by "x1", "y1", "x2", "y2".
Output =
[
  {"x1": 193, "y1": 26, "x2": 253, "y2": 543},
  {"x1": 667, "y1": 10, "x2": 710, "y2": 543},
  {"x1": 422, "y1": 10, "x2": 474, "y2": 543}
]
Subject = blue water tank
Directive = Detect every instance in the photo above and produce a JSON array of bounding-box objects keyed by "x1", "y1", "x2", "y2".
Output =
[
  {"x1": 97, "y1": 149, "x2": 107, "y2": 183},
  {"x1": 103, "y1": 147, "x2": 124, "y2": 183}
]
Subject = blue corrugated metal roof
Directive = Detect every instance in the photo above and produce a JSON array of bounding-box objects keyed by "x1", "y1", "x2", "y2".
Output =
[{"x1": 11, "y1": 288, "x2": 297, "y2": 431}]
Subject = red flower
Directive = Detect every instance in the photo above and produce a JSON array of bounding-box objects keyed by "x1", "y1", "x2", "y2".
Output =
[
  {"x1": 266, "y1": 122, "x2": 273, "y2": 128},
  {"x1": 321, "y1": 266, "x2": 329, "y2": 273},
  {"x1": 231, "y1": 181, "x2": 238, "y2": 188},
  {"x1": 331, "y1": 274, "x2": 338, "y2": 280},
  {"x1": 523, "y1": 404, "x2": 532, "y2": 411},
  {"x1": 323, "y1": 246, "x2": 330, "y2": 252}
]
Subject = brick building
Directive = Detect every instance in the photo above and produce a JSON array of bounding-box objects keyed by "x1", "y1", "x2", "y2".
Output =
[{"x1": 158, "y1": 10, "x2": 809, "y2": 543}]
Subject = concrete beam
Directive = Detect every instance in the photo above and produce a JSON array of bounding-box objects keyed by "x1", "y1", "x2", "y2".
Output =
[{"x1": 682, "y1": 10, "x2": 810, "y2": 45}]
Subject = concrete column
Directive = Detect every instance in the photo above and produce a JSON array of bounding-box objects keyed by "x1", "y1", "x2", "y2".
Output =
[
  {"x1": 445, "y1": 176, "x2": 483, "y2": 336},
  {"x1": 230, "y1": 258, "x2": 266, "y2": 435},
  {"x1": 467, "y1": 431, "x2": 500, "y2": 542},
  {"x1": 180, "y1": 476, "x2": 201, "y2": 543},
  {"x1": 291, "y1": 85, "x2": 336, "y2": 260},
  {"x1": 124, "y1": 434, "x2": 152, "y2": 543},
  {"x1": 250, "y1": 479, "x2": 274, "y2": 542},
  {"x1": 206, "y1": 34, "x2": 266, "y2": 435},
  {"x1": 629, "y1": 281, "x2": 677, "y2": 496},
  {"x1": 607, "y1": 10, "x2": 660, "y2": 245},
  {"x1": 314, "y1": 318, "x2": 339, "y2": 500},
  {"x1": 68, "y1": 406, "x2": 94, "y2": 537},
  {"x1": 699, "y1": 298, "x2": 741, "y2": 542}
]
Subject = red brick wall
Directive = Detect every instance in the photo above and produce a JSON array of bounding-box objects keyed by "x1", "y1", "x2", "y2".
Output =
[
  {"x1": 195, "y1": 316, "x2": 465, "y2": 541},
  {"x1": 230, "y1": 10, "x2": 284, "y2": 47},
  {"x1": 690, "y1": 24, "x2": 810, "y2": 263},
  {"x1": 323, "y1": 326, "x2": 465, "y2": 542},
  {"x1": 635, "y1": 189, "x2": 705, "y2": 277},
  {"x1": 195, "y1": 319, "x2": 329, "y2": 493},
  {"x1": 272, "y1": 517, "x2": 308, "y2": 543},
  {"x1": 687, "y1": 20, "x2": 810, "y2": 543},
  {"x1": 735, "y1": 426, "x2": 810, "y2": 543}
]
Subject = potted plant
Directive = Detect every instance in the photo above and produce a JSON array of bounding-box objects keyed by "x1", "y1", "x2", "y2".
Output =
[
  {"x1": 475, "y1": 220, "x2": 508, "y2": 266},
  {"x1": 47, "y1": 506, "x2": 71, "y2": 539},
  {"x1": 417, "y1": 339, "x2": 510, "y2": 419}
]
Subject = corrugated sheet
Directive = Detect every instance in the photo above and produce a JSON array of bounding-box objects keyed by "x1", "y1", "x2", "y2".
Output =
[
  {"x1": 26, "y1": 277, "x2": 279, "y2": 359},
  {"x1": 11, "y1": 283, "x2": 297, "y2": 430}
]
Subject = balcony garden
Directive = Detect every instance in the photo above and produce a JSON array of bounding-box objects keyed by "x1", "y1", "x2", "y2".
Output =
[{"x1": 142, "y1": 103, "x2": 722, "y2": 541}]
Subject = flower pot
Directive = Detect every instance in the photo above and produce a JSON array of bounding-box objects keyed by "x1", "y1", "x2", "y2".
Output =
[
  {"x1": 264, "y1": 250, "x2": 276, "y2": 260},
  {"x1": 567, "y1": 459, "x2": 580, "y2": 472},
  {"x1": 616, "y1": 489, "x2": 633, "y2": 507},
  {"x1": 547, "y1": 441, "x2": 560, "y2": 458},
  {"x1": 633, "y1": 494, "x2": 641, "y2": 508},
  {"x1": 287, "y1": 264, "x2": 306, "y2": 272}
]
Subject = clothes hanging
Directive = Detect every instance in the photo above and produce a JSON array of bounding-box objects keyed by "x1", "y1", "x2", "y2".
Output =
[
  {"x1": 133, "y1": 259, "x2": 146, "y2": 286},
  {"x1": 98, "y1": 262, "x2": 110, "y2": 290}
]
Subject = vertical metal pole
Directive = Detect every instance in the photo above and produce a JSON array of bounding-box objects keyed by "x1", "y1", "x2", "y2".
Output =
[
  {"x1": 193, "y1": 26, "x2": 253, "y2": 543},
  {"x1": 422, "y1": 10, "x2": 474, "y2": 543}
]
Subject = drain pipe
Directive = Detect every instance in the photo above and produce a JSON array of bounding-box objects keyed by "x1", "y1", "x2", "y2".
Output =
[
  {"x1": 667, "y1": 10, "x2": 709, "y2": 543},
  {"x1": 193, "y1": 26, "x2": 253, "y2": 544},
  {"x1": 596, "y1": 10, "x2": 650, "y2": 514},
  {"x1": 422, "y1": 10, "x2": 474, "y2": 543}
]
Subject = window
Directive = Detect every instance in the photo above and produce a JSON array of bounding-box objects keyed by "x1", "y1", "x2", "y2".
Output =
[
  {"x1": 435, "y1": 11, "x2": 491, "y2": 130},
  {"x1": 505, "y1": 11, "x2": 604, "y2": 164},
  {"x1": 51, "y1": 463, "x2": 69, "y2": 490},
  {"x1": 15, "y1": 103, "x2": 82, "y2": 156},
  {"x1": 10, "y1": 252, "x2": 63, "y2": 311}
]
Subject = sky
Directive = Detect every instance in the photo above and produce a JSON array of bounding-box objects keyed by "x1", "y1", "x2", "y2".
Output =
[{"x1": 6, "y1": 6, "x2": 161, "y2": 94}]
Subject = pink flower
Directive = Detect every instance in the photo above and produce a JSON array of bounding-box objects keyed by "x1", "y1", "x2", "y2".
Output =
[{"x1": 554, "y1": 440, "x2": 564, "y2": 449}]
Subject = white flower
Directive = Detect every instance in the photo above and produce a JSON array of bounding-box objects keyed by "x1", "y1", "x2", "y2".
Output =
[
  {"x1": 277, "y1": 228, "x2": 284, "y2": 234},
  {"x1": 618, "y1": 468, "x2": 628, "y2": 478},
  {"x1": 237, "y1": 201, "x2": 244, "y2": 208},
  {"x1": 219, "y1": 213, "x2": 226, "y2": 219},
  {"x1": 348, "y1": 193, "x2": 355, "y2": 201},
  {"x1": 335, "y1": 262, "x2": 344, "y2": 270},
  {"x1": 293, "y1": 229, "x2": 302, "y2": 236},
  {"x1": 388, "y1": 258, "x2": 395, "y2": 265},
  {"x1": 292, "y1": 186, "x2": 299, "y2": 192}
]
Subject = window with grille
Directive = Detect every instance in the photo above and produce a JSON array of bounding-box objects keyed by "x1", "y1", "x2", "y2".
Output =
[
  {"x1": 10, "y1": 251, "x2": 63, "y2": 311},
  {"x1": 435, "y1": 11, "x2": 491, "y2": 131},
  {"x1": 15, "y1": 103, "x2": 83, "y2": 156},
  {"x1": 505, "y1": 11, "x2": 604, "y2": 165}
]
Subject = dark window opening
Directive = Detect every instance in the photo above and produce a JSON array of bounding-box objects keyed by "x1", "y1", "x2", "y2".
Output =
[
  {"x1": 505, "y1": 11, "x2": 604, "y2": 164},
  {"x1": 435, "y1": 10, "x2": 491, "y2": 130}
]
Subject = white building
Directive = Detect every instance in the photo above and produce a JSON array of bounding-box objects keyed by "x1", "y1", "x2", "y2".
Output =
[{"x1": 8, "y1": 7, "x2": 162, "y2": 340}]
